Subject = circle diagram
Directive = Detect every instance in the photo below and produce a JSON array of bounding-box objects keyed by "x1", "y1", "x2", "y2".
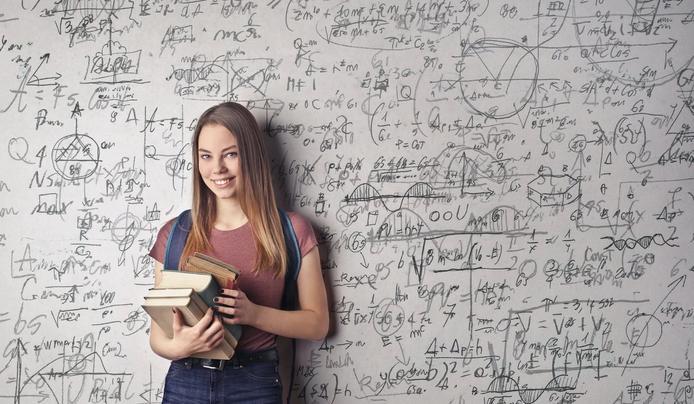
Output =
[
  {"x1": 459, "y1": 38, "x2": 539, "y2": 119},
  {"x1": 51, "y1": 133, "x2": 101, "y2": 181}
]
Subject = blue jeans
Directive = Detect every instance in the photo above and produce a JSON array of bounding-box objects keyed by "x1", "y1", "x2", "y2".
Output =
[{"x1": 162, "y1": 356, "x2": 282, "y2": 404}]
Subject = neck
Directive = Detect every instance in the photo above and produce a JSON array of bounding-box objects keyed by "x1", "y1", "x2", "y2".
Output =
[{"x1": 214, "y1": 198, "x2": 248, "y2": 230}]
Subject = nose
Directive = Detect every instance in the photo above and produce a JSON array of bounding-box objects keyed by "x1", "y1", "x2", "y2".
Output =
[{"x1": 213, "y1": 157, "x2": 227, "y2": 173}]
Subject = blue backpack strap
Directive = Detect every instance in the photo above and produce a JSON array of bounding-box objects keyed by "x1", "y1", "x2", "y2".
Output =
[
  {"x1": 163, "y1": 209, "x2": 192, "y2": 270},
  {"x1": 278, "y1": 208, "x2": 303, "y2": 404},
  {"x1": 279, "y1": 208, "x2": 302, "y2": 310}
]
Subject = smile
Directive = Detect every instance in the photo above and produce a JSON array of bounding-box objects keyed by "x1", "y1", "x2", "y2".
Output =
[{"x1": 212, "y1": 178, "x2": 234, "y2": 185}]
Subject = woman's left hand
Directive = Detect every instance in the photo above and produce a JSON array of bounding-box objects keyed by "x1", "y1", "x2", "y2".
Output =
[{"x1": 214, "y1": 288, "x2": 260, "y2": 326}]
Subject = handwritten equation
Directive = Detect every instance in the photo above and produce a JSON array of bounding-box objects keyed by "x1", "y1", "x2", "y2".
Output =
[{"x1": 1, "y1": 0, "x2": 694, "y2": 403}]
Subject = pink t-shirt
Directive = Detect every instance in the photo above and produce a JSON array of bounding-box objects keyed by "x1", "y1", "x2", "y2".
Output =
[{"x1": 148, "y1": 211, "x2": 318, "y2": 352}]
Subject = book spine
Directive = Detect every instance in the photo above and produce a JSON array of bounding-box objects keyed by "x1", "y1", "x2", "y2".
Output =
[
  {"x1": 198, "y1": 255, "x2": 240, "y2": 276},
  {"x1": 188, "y1": 256, "x2": 239, "y2": 279}
]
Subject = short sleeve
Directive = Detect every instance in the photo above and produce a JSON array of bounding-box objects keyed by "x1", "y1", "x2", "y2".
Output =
[
  {"x1": 287, "y1": 211, "x2": 318, "y2": 257},
  {"x1": 148, "y1": 218, "x2": 177, "y2": 265}
]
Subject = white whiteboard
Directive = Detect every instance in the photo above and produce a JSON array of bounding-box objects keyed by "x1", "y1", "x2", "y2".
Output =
[{"x1": 1, "y1": 0, "x2": 694, "y2": 403}]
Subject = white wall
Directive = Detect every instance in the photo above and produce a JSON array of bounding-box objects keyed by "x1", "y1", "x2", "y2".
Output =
[{"x1": 1, "y1": 0, "x2": 694, "y2": 403}]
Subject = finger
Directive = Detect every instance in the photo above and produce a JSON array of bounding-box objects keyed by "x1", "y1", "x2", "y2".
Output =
[
  {"x1": 172, "y1": 308, "x2": 184, "y2": 331},
  {"x1": 193, "y1": 308, "x2": 215, "y2": 331},
  {"x1": 216, "y1": 305, "x2": 236, "y2": 317},
  {"x1": 214, "y1": 304, "x2": 229, "y2": 315},
  {"x1": 207, "y1": 330, "x2": 225, "y2": 349},
  {"x1": 214, "y1": 296, "x2": 236, "y2": 307},
  {"x1": 219, "y1": 288, "x2": 240, "y2": 298},
  {"x1": 202, "y1": 314, "x2": 224, "y2": 339},
  {"x1": 204, "y1": 320, "x2": 226, "y2": 346},
  {"x1": 222, "y1": 314, "x2": 241, "y2": 325},
  {"x1": 225, "y1": 278, "x2": 235, "y2": 290}
]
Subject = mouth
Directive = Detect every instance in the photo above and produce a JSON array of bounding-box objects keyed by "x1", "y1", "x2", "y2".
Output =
[{"x1": 211, "y1": 177, "x2": 235, "y2": 186}]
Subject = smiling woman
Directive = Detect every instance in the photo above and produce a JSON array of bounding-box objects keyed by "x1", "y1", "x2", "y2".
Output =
[{"x1": 147, "y1": 102, "x2": 329, "y2": 404}]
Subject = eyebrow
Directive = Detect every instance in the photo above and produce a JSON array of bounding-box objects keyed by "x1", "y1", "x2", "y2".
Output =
[{"x1": 198, "y1": 145, "x2": 238, "y2": 153}]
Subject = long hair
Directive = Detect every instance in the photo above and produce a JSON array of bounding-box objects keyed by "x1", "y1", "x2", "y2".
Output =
[{"x1": 179, "y1": 102, "x2": 288, "y2": 277}]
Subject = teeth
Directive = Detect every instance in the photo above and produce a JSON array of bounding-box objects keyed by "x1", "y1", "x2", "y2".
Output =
[{"x1": 213, "y1": 178, "x2": 232, "y2": 185}]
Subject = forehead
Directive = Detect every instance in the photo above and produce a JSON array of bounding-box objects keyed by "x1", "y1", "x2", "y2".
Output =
[{"x1": 198, "y1": 124, "x2": 237, "y2": 148}]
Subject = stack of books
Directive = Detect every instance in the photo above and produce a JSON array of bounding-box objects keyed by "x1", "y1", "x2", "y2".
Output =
[{"x1": 142, "y1": 253, "x2": 241, "y2": 360}]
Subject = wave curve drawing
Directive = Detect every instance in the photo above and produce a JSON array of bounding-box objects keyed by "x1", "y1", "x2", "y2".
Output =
[
  {"x1": 343, "y1": 182, "x2": 447, "y2": 212},
  {"x1": 486, "y1": 373, "x2": 578, "y2": 404}
]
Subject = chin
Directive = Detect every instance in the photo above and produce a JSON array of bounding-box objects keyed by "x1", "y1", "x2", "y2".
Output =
[
  {"x1": 210, "y1": 188, "x2": 236, "y2": 199},
  {"x1": 204, "y1": 184, "x2": 237, "y2": 200},
  {"x1": 217, "y1": 192, "x2": 237, "y2": 200}
]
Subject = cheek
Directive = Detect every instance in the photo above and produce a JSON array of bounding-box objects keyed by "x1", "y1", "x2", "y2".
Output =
[{"x1": 198, "y1": 161, "x2": 210, "y2": 177}]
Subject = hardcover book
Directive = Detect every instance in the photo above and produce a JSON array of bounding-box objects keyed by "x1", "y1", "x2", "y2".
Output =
[
  {"x1": 142, "y1": 288, "x2": 235, "y2": 360},
  {"x1": 183, "y1": 252, "x2": 240, "y2": 289}
]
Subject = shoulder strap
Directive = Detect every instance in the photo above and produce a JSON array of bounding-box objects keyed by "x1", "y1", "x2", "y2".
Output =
[
  {"x1": 278, "y1": 208, "x2": 302, "y2": 404},
  {"x1": 279, "y1": 208, "x2": 302, "y2": 310},
  {"x1": 163, "y1": 209, "x2": 192, "y2": 270}
]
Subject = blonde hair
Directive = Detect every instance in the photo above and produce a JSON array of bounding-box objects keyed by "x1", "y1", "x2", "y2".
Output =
[{"x1": 180, "y1": 102, "x2": 287, "y2": 277}]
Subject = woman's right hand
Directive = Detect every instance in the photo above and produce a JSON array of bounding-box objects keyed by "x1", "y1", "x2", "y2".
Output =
[{"x1": 171, "y1": 307, "x2": 225, "y2": 359}]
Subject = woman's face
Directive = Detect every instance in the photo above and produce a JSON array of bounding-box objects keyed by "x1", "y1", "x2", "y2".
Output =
[{"x1": 197, "y1": 124, "x2": 241, "y2": 201}]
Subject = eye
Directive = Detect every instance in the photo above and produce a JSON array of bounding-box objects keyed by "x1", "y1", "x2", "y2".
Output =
[
  {"x1": 225, "y1": 152, "x2": 238, "y2": 158},
  {"x1": 199, "y1": 153, "x2": 210, "y2": 160}
]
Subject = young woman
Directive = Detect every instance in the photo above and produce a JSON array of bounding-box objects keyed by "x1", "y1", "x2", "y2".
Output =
[{"x1": 148, "y1": 102, "x2": 329, "y2": 404}]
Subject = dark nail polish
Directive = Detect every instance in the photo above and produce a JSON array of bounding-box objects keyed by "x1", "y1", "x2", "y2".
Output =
[
  {"x1": 213, "y1": 297, "x2": 219, "y2": 303},
  {"x1": 218, "y1": 289, "x2": 224, "y2": 294}
]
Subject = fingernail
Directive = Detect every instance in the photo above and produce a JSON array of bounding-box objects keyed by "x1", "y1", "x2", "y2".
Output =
[
  {"x1": 218, "y1": 289, "x2": 224, "y2": 294},
  {"x1": 213, "y1": 297, "x2": 220, "y2": 303},
  {"x1": 172, "y1": 308, "x2": 176, "y2": 313}
]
